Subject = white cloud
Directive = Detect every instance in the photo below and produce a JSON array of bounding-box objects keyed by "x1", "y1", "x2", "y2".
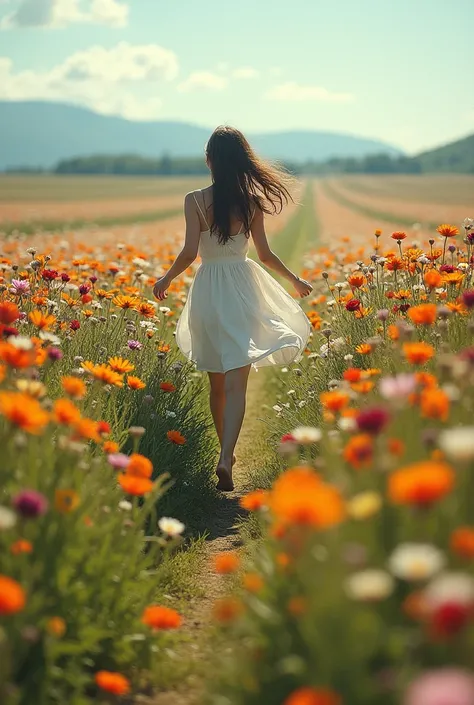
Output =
[
  {"x1": 0, "y1": 42, "x2": 178, "y2": 120},
  {"x1": 1, "y1": 0, "x2": 129, "y2": 28},
  {"x1": 232, "y1": 67, "x2": 259, "y2": 79},
  {"x1": 177, "y1": 71, "x2": 227, "y2": 93},
  {"x1": 265, "y1": 81, "x2": 354, "y2": 103}
]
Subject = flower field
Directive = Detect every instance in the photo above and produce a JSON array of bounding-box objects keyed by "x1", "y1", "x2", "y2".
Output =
[{"x1": 1, "y1": 174, "x2": 474, "y2": 705}]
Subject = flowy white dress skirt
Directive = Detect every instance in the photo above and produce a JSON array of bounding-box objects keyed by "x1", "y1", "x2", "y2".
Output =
[{"x1": 175, "y1": 225, "x2": 311, "y2": 374}]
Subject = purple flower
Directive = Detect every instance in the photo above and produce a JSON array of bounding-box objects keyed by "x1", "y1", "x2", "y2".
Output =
[
  {"x1": 48, "y1": 347, "x2": 63, "y2": 361},
  {"x1": 379, "y1": 373, "x2": 417, "y2": 400},
  {"x1": 107, "y1": 453, "x2": 130, "y2": 471},
  {"x1": 10, "y1": 279, "x2": 31, "y2": 296},
  {"x1": 404, "y1": 668, "x2": 474, "y2": 705},
  {"x1": 12, "y1": 489, "x2": 48, "y2": 518},
  {"x1": 462, "y1": 290, "x2": 474, "y2": 309},
  {"x1": 127, "y1": 340, "x2": 143, "y2": 351},
  {"x1": 376, "y1": 308, "x2": 389, "y2": 322},
  {"x1": 356, "y1": 407, "x2": 390, "y2": 435}
]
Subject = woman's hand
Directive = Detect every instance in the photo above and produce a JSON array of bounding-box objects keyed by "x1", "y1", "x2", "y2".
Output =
[
  {"x1": 293, "y1": 276, "x2": 313, "y2": 298},
  {"x1": 153, "y1": 276, "x2": 170, "y2": 301}
]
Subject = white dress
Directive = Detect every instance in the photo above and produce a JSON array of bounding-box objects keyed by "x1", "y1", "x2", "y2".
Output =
[{"x1": 175, "y1": 191, "x2": 311, "y2": 374}]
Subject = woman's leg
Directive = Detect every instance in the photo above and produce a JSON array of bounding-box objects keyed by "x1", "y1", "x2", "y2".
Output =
[
  {"x1": 208, "y1": 372, "x2": 225, "y2": 445},
  {"x1": 216, "y1": 364, "x2": 251, "y2": 491}
]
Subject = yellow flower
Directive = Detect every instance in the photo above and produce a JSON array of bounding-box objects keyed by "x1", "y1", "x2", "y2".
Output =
[
  {"x1": 54, "y1": 490, "x2": 80, "y2": 513},
  {"x1": 108, "y1": 356, "x2": 135, "y2": 373},
  {"x1": 347, "y1": 491, "x2": 382, "y2": 520}
]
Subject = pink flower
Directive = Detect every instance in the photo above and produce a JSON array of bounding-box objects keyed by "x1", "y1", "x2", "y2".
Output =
[
  {"x1": 404, "y1": 669, "x2": 474, "y2": 705},
  {"x1": 107, "y1": 453, "x2": 130, "y2": 471},
  {"x1": 379, "y1": 373, "x2": 416, "y2": 400},
  {"x1": 10, "y1": 279, "x2": 31, "y2": 296}
]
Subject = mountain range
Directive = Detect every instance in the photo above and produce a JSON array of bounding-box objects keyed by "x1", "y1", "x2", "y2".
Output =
[{"x1": 0, "y1": 100, "x2": 403, "y2": 169}]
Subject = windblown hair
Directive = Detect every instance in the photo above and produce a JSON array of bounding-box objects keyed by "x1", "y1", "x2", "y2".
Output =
[{"x1": 205, "y1": 125, "x2": 294, "y2": 244}]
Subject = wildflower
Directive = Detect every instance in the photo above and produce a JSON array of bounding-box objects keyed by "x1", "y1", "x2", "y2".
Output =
[
  {"x1": 158, "y1": 517, "x2": 185, "y2": 537},
  {"x1": 0, "y1": 392, "x2": 49, "y2": 434},
  {"x1": 347, "y1": 273, "x2": 365, "y2": 288},
  {"x1": 95, "y1": 671, "x2": 130, "y2": 696},
  {"x1": 240, "y1": 490, "x2": 269, "y2": 511},
  {"x1": 462, "y1": 290, "x2": 474, "y2": 308},
  {"x1": 347, "y1": 491, "x2": 382, "y2": 521},
  {"x1": 389, "y1": 543, "x2": 445, "y2": 581},
  {"x1": 53, "y1": 398, "x2": 81, "y2": 425},
  {"x1": 167, "y1": 430, "x2": 186, "y2": 445},
  {"x1": 0, "y1": 575, "x2": 26, "y2": 615},
  {"x1": 69, "y1": 319, "x2": 80, "y2": 331},
  {"x1": 10, "y1": 278, "x2": 31, "y2": 296},
  {"x1": 451, "y1": 528, "x2": 474, "y2": 559},
  {"x1": 438, "y1": 427, "x2": 474, "y2": 462},
  {"x1": 0, "y1": 341, "x2": 36, "y2": 368},
  {"x1": 12, "y1": 489, "x2": 48, "y2": 519},
  {"x1": 160, "y1": 381, "x2": 176, "y2": 392},
  {"x1": 127, "y1": 339, "x2": 143, "y2": 350},
  {"x1": 403, "y1": 342, "x2": 435, "y2": 366},
  {"x1": 127, "y1": 375, "x2": 146, "y2": 390},
  {"x1": 345, "y1": 298, "x2": 361, "y2": 311},
  {"x1": 134, "y1": 301, "x2": 156, "y2": 317},
  {"x1": 61, "y1": 376, "x2": 87, "y2": 399},
  {"x1": 10, "y1": 539, "x2": 33, "y2": 555},
  {"x1": 356, "y1": 407, "x2": 390, "y2": 435},
  {"x1": 420, "y1": 387, "x2": 450, "y2": 421},
  {"x1": 408, "y1": 304, "x2": 437, "y2": 326},
  {"x1": 345, "y1": 569, "x2": 394, "y2": 602},
  {"x1": 16, "y1": 379, "x2": 47, "y2": 398},
  {"x1": 214, "y1": 551, "x2": 240, "y2": 574},
  {"x1": 355, "y1": 343, "x2": 372, "y2": 355},
  {"x1": 0, "y1": 506, "x2": 17, "y2": 530},
  {"x1": 320, "y1": 390, "x2": 349, "y2": 412},
  {"x1": 48, "y1": 347, "x2": 63, "y2": 361},
  {"x1": 291, "y1": 426, "x2": 322, "y2": 444},
  {"x1": 242, "y1": 573, "x2": 264, "y2": 593},
  {"x1": 392, "y1": 231, "x2": 407, "y2": 241},
  {"x1": 112, "y1": 294, "x2": 140, "y2": 309},
  {"x1": 343, "y1": 434, "x2": 373, "y2": 469},
  {"x1": 0, "y1": 302, "x2": 20, "y2": 324},
  {"x1": 389, "y1": 460, "x2": 454, "y2": 506},
  {"x1": 108, "y1": 356, "x2": 134, "y2": 373},
  {"x1": 284, "y1": 687, "x2": 342, "y2": 705},
  {"x1": 270, "y1": 467, "x2": 345, "y2": 529},
  {"x1": 107, "y1": 453, "x2": 130, "y2": 470},
  {"x1": 118, "y1": 475, "x2": 154, "y2": 495},
  {"x1": 404, "y1": 669, "x2": 474, "y2": 705},
  {"x1": 87, "y1": 363, "x2": 123, "y2": 387},
  {"x1": 212, "y1": 597, "x2": 243, "y2": 623},
  {"x1": 437, "y1": 224, "x2": 459, "y2": 237},
  {"x1": 29, "y1": 310, "x2": 56, "y2": 330},
  {"x1": 54, "y1": 490, "x2": 80, "y2": 513},
  {"x1": 142, "y1": 605, "x2": 182, "y2": 629},
  {"x1": 127, "y1": 453, "x2": 153, "y2": 478},
  {"x1": 424, "y1": 573, "x2": 474, "y2": 636}
]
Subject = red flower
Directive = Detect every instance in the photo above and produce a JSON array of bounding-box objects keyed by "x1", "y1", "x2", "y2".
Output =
[
  {"x1": 440, "y1": 264, "x2": 455, "y2": 273},
  {"x1": 345, "y1": 299, "x2": 361, "y2": 312},
  {"x1": 281, "y1": 433, "x2": 296, "y2": 443},
  {"x1": 70, "y1": 320, "x2": 80, "y2": 331},
  {"x1": 356, "y1": 407, "x2": 390, "y2": 435},
  {"x1": 41, "y1": 269, "x2": 59, "y2": 281},
  {"x1": 432, "y1": 602, "x2": 472, "y2": 637},
  {"x1": 96, "y1": 420, "x2": 111, "y2": 436},
  {"x1": 462, "y1": 290, "x2": 474, "y2": 308}
]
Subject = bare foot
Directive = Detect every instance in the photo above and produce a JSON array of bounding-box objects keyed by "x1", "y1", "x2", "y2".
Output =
[{"x1": 216, "y1": 465, "x2": 234, "y2": 492}]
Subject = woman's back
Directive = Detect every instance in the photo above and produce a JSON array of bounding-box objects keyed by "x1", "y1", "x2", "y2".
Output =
[{"x1": 193, "y1": 189, "x2": 251, "y2": 264}]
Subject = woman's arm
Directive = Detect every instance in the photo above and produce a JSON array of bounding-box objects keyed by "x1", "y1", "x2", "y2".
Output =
[
  {"x1": 153, "y1": 193, "x2": 201, "y2": 301},
  {"x1": 250, "y1": 207, "x2": 313, "y2": 298}
]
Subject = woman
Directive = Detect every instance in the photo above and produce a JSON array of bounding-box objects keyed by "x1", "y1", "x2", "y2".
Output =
[{"x1": 153, "y1": 126, "x2": 312, "y2": 491}]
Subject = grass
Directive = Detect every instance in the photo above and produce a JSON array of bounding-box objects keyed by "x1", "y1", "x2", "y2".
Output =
[{"x1": 339, "y1": 173, "x2": 474, "y2": 205}]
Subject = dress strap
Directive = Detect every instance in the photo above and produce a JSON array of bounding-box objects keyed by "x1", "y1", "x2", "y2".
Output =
[
  {"x1": 193, "y1": 191, "x2": 210, "y2": 230},
  {"x1": 237, "y1": 204, "x2": 256, "y2": 236}
]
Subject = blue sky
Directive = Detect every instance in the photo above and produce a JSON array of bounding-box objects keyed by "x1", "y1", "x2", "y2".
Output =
[{"x1": 0, "y1": 0, "x2": 472, "y2": 153}]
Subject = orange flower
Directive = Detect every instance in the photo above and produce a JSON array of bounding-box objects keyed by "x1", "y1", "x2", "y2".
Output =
[
  {"x1": 288, "y1": 596, "x2": 307, "y2": 616},
  {"x1": 118, "y1": 474, "x2": 154, "y2": 495},
  {"x1": 270, "y1": 467, "x2": 345, "y2": 529},
  {"x1": 242, "y1": 573, "x2": 264, "y2": 593},
  {"x1": 343, "y1": 434, "x2": 373, "y2": 469},
  {"x1": 212, "y1": 597, "x2": 243, "y2": 624},
  {"x1": 403, "y1": 342, "x2": 434, "y2": 365},
  {"x1": 0, "y1": 341, "x2": 36, "y2": 368},
  {"x1": 391, "y1": 231, "x2": 407, "y2": 241},
  {"x1": 141, "y1": 605, "x2": 182, "y2": 630},
  {"x1": 127, "y1": 453, "x2": 153, "y2": 478},
  {"x1": 393, "y1": 289, "x2": 411, "y2": 300},
  {"x1": 103, "y1": 440, "x2": 119, "y2": 453},
  {"x1": 387, "y1": 438, "x2": 405, "y2": 457},
  {"x1": 28, "y1": 310, "x2": 57, "y2": 330},
  {"x1": 134, "y1": 301, "x2": 156, "y2": 317},
  {"x1": 167, "y1": 430, "x2": 186, "y2": 445},
  {"x1": 386, "y1": 257, "x2": 405, "y2": 271},
  {"x1": 451, "y1": 527, "x2": 474, "y2": 559},
  {"x1": 0, "y1": 391, "x2": 49, "y2": 434},
  {"x1": 343, "y1": 368, "x2": 362, "y2": 383},
  {"x1": 389, "y1": 460, "x2": 454, "y2": 506},
  {"x1": 420, "y1": 387, "x2": 449, "y2": 421},
  {"x1": 112, "y1": 295, "x2": 140, "y2": 309},
  {"x1": 407, "y1": 304, "x2": 437, "y2": 326},
  {"x1": 0, "y1": 575, "x2": 26, "y2": 615},
  {"x1": 157, "y1": 341, "x2": 170, "y2": 352},
  {"x1": 214, "y1": 552, "x2": 240, "y2": 574},
  {"x1": 387, "y1": 325, "x2": 399, "y2": 341},
  {"x1": 10, "y1": 539, "x2": 33, "y2": 555},
  {"x1": 240, "y1": 489, "x2": 269, "y2": 511},
  {"x1": 437, "y1": 224, "x2": 459, "y2": 237},
  {"x1": 46, "y1": 616, "x2": 66, "y2": 637},
  {"x1": 443, "y1": 271, "x2": 464, "y2": 286},
  {"x1": 160, "y1": 381, "x2": 176, "y2": 393},
  {"x1": 347, "y1": 273, "x2": 365, "y2": 289},
  {"x1": 108, "y1": 356, "x2": 135, "y2": 373},
  {"x1": 424, "y1": 269, "x2": 442, "y2": 289},
  {"x1": 320, "y1": 390, "x2": 350, "y2": 413},
  {"x1": 73, "y1": 418, "x2": 101, "y2": 442},
  {"x1": 284, "y1": 686, "x2": 342, "y2": 705},
  {"x1": 61, "y1": 376, "x2": 87, "y2": 399},
  {"x1": 54, "y1": 489, "x2": 80, "y2": 513},
  {"x1": 95, "y1": 671, "x2": 130, "y2": 696},
  {"x1": 0, "y1": 302, "x2": 20, "y2": 324},
  {"x1": 127, "y1": 375, "x2": 146, "y2": 390},
  {"x1": 53, "y1": 398, "x2": 81, "y2": 425},
  {"x1": 355, "y1": 343, "x2": 372, "y2": 354},
  {"x1": 88, "y1": 363, "x2": 123, "y2": 387}
]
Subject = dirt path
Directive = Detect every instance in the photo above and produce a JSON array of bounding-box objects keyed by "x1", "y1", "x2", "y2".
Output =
[{"x1": 141, "y1": 368, "x2": 272, "y2": 705}]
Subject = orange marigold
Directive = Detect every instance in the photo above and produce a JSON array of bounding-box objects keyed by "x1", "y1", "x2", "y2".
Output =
[
  {"x1": 88, "y1": 363, "x2": 123, "y2": 387},
  {"x1": 127, "y1": 375, "x2": 146, "y2": 390},
  {"x1": 420, "y1": 387, "x2": 450, "y2": 421},
  {"x1": 0, "y1": 302, "x2": 20, "y2": 324},
  {"x1": 451, "y1": 527, "x2": 474, "y2": 559},
  {"x1": 437, "y1": 224, "x2": 459, "y2": 237},
  {"x1": 242, "y1": 573, "x2": 264, "y2": 593},
  {"x1": 284, "y1": 686, "x2": 342, "y2": 705},
  {"x1": 73, "y1": 417, "x2": 101, "y2": 442},
  {"x1": 407, "y1": 304, "x2": 437, "y2": 326},
  {"x1": 142, "y1": 605, "x2": 182, "y2": 630},
  {"x1": 118, "y1": 474, "x2": 154, "y2": 495},
  {"x1": 320, "y1": 390, "x2": 350, "y2": 412},
  {"x1": 424, "y1": 269, "x2": 442, "y2": 289},
  {"x1": 95, "y1": 671, "x2": 130, "y2": 696},
  {"x1": 388, "y1": 460, "x2": 454, "y2": 506},
  {"x1": 112, "y1": 295, "x2": 140, "y2": 309},
  {"x1": 127, "y1": 453, "x2": 153, "y2": 479},
  {"x1": 108, "y1": 356, "x2": 135, "y2": 373},
  {"x1": 167, "y1": 430, "x2": 186, "y2": 445},
  {"x1": 53, "y1": 398, "x2": 81, "y2": 425},
  {"x1": 240, "y1": 489, "x2": 269, "y2": 511},
  {"x1": 29, "y1": 310, "x2": 56, "y2": 330},
  {"x1": 0, "y1": 391, "x2": 49, "y2": 434},
  {"x1": 403, "y1": 342, "x2": 435, "y2": 366},
  {"x1": 10, "y1": 539, "x2": 33, "y2": 555},
  {"x1": 214, "y1": 551, "x2": 240, "y2": 574},
  {"x1": 343, "y1": 434, "x2": 373, "y2": 469},
  {"x1": 0, "y1": 341, "x2": 36, "y2": 368},
  {"x1": 391, "y1": 231, "x2": 407, "y2": 241},
  {"x1": 61, "y1": 376, "x2": 87, "y2": 399},
  {"x1": 0, "y1": 575, "x2": 26, "y2": 615}
]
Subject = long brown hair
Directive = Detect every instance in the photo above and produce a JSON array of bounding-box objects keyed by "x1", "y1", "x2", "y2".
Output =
[{"x1": 205, "y1": 126, "x2": 294, "y2": 244}]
